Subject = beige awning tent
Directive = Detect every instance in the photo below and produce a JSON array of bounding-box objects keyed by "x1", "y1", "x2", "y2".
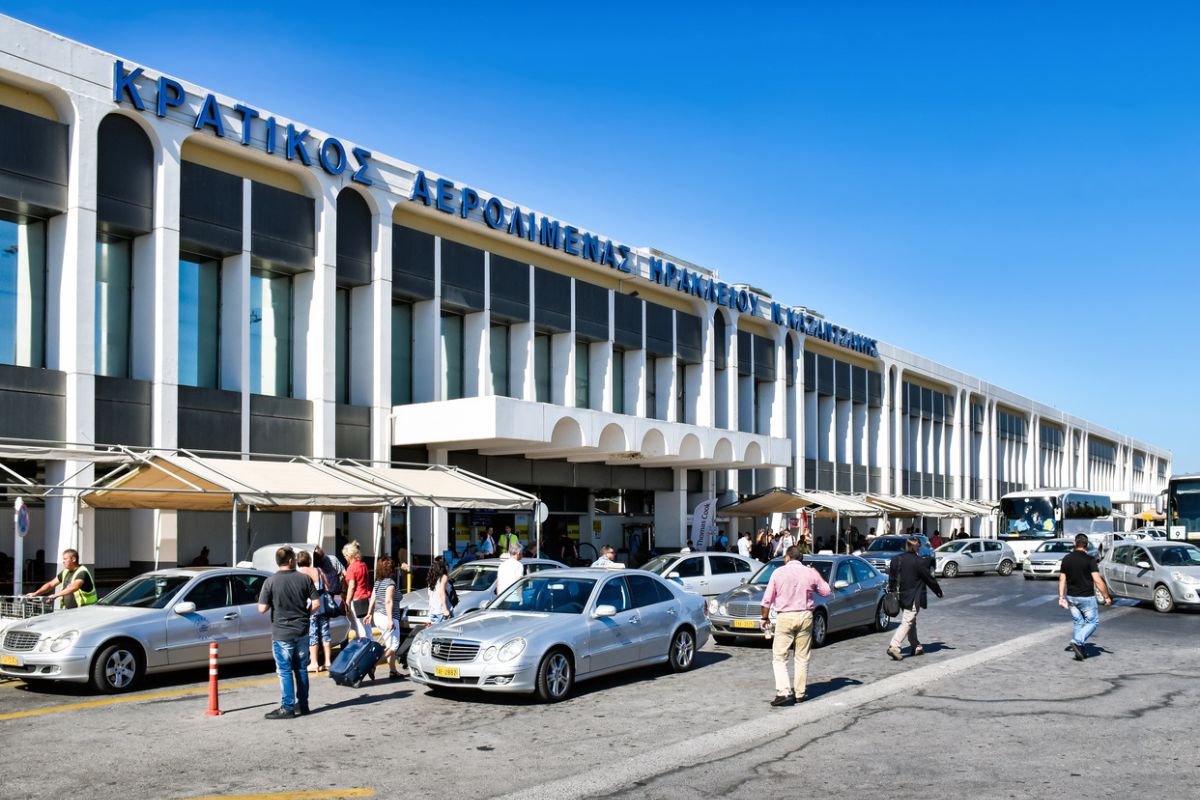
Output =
[{"x1": 720, "y1": 488, "x2": 880, "y2": 518}]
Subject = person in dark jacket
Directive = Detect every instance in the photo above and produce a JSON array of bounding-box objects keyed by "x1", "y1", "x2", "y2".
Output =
[{"x1": 887, "y1": 537, "x2": 944, "y2": 661}]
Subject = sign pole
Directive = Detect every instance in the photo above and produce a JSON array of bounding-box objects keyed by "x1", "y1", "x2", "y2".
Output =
[{"x1": 13, "y1": 498, "x2": 26, "y2": 596}]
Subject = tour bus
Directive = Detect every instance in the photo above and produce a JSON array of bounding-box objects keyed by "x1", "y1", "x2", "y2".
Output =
[
  {"x1": 998, "y1": 489, "x2": 1115, "y2": 562},
  {"x1": 1158, "y1": 473, "x2": 1200, "y2": 542}
]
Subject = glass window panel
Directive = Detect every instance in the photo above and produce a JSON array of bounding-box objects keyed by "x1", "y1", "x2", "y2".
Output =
[
  {"x1": 490, "y1": 323, "x2": 509, "y2": 397},
  {"x1": 0, "y1": 218, "x2": 46, "y2": 367},
  {"x1": 249, "y1": 269, "x2": 292, "y2": 397},
  {"x1": 440, "y1": 312, "x2": 463, "y2": 401},
  {"x1": 575, "y1": 339, "x2": 590, "y2": 409},
  {"x1": 534, "y1": 333, "x2": 551, "y2": 403},
  {"x1": 612, "y1": 347, "x2": 625, "y2": 414},
  {"x1": 391, "y1": 302, "x2": 413, "y2": 405},
  {"x1": 179, "y1": 256, "x2": 220, "y2": 389},
  {"x1": 95, "y1": 239, "x2": 132, "y2": 378},
  {"x1": 335, "y1": 288, "x2": 350, "y2": 404}
]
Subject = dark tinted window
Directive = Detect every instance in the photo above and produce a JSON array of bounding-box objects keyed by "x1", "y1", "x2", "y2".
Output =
[
  {"x1": 626, "y1": 574, "x2": 671, "y2": 607},
  {"x1": 185, "y1": 577, "x2": 231, "y2": 610},
  {"x1": 595, "y1": 577, "x2": 630, "y2": 612},
  {"x1": 835, "y1": 562, "x2": 853, "y2": 584},
  {"x1": 709, "y1": 556, "x2": 742, "y2": 575},
  {"x1": 232, "y1": 574, "x2": 266, "y2": 604},
  {"x1": 674, "y1": 557, "x2": 705, "y2": 578},
  {"x1": 850, "y1": 560, "x2": 877, "y2": 583}
]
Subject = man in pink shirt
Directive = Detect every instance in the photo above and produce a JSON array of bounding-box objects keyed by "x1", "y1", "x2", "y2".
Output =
[{"x1": 760, "y1": 546, "x2": 832, "y2": 706}]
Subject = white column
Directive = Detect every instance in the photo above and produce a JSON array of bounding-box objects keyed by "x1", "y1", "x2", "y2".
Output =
[
  {"x1": 695, "y1": 310, "x2": 716, "y2": 428},
  {"x1": 369, "y1": 205, "x2": 393, "y2": 465}
]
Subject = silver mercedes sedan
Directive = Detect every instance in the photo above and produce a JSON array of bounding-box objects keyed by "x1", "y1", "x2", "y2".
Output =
[
  {"x1": 394, "y1": 557, "x2": 567, "y2": 631},
  {"x1": 706, "y1": 555, "x2": 889, "y2": 647},
  {"x1": 407, "y1": 567, "x2": 710, "y2": 702},
  {"x1": 0, "y1": 567, "x2": 348, "y2": 693}
]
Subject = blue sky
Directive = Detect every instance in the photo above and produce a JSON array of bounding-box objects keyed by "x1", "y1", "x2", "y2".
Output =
[{"x1": 6, "y1": 2, "x2": 1197, "y2": 470}]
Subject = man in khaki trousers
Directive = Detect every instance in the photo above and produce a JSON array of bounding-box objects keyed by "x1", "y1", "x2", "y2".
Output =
[{"x1": 760, "y1": 546, "x2": 832, "y2": 706}]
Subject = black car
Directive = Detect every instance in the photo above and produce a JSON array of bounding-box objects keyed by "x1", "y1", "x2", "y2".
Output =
[{"x1": 862, "y1": 535, "x2": 935, "y2": 573}]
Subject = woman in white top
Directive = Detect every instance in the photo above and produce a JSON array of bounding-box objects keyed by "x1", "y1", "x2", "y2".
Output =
[
  {"x1": 364, "y1": 557, "x2": 401, "y2": 680},
  {"x1": 426, "y1": 556, "x2": 451, "y2": 625}
]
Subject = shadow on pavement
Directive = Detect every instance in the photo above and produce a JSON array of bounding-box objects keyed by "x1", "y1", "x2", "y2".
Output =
[
  {"x1": 315, "y1": 688, "x2": 414, "y2": 712},
  {"x1": 918, "y1": 641, "x2": 955, "y2": 655},
  {"x1": 805, "y1": 676, "x2": 863, "y2": 699}
]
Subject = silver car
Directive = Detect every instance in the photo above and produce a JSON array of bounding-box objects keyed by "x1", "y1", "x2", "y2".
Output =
[
  {"x1": 1101, "y1": 541, "x2": 1200, "y2": 613},
  {"x1": 407, "y1": 567, "x2": 710, "y2": 702},
  {"x1": 934, "y1": 539, "x2": 1017, "y2": 578},
  {"x1": 639, "y1": 551, "x2": 762, "y2": 597},
  {"x1": 1021, "y1": 539, "x2": 1099, "y2": 580},
  {"x1": 705, "y1": 555, "x2": 889, "y2": 647},
  {"x1": 395, "y1": 557, "x2": 567, "y2": 631},
  {"x1": 0, "y1": 567, "x2": 348, "y2": 692}
]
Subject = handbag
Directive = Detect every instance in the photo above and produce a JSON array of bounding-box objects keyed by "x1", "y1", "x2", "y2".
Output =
[
  {"x1": 317, "y1": 573, "x2": 343, "y2": 618},
  {"x1": 883, "y1": 589, "x2": 901, "y2": 617}
]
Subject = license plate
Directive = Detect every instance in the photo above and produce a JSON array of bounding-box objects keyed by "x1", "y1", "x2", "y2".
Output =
[
  {"x1": 433, "y1": 665, "x2": 460, "y2": 679},
  {"x1": 732, "y1": 619, "x2": 759, "y2": 630},
  {"x1": 0, "y1": 654, "x2": 21, "y2": 667}
]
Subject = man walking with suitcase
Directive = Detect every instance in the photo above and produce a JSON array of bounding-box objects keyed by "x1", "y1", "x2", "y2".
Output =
[{"x1": 258, "y1": 546, "x2": 320, "y2": 719}]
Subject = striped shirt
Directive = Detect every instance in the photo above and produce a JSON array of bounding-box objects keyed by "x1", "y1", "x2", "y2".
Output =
[{"x1": 373, "y1": 578, "x2": 398, "y2": 619}]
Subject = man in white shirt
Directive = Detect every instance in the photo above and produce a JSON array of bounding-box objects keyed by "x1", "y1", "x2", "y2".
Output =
[
  {"x1": 495, "y1": 542, "x2": 524, "y2": 595},
  {"x1": 737, "y1": 532, "x2": 752, "y2": 558},
  {"x1": 590, "y1": 544, "x2": 617, "y2": 568}
]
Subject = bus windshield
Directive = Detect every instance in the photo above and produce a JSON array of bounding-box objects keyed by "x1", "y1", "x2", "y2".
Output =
[
  {"x1": 1169, "y1": 481, "x2": 1200, "y2": 535},
  {"x1": 1000, "y1": 496, "x2": 1057, "y2": 539}
]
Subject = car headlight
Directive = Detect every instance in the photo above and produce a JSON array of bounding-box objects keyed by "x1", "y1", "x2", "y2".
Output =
[
  {"x1": 497, "y1": 638, "x2": 526, "y2": 662},
  {"x1": 421, "y1": 639, "x2": 431, "y2": 657},
  {"x1": 36, "y1": 630, "x2": 79, "y2": 653},
  {"x1": 706, "y1": 598, "x2": 719, "y2": 614},
  {"x1": 483, "y1": 646, "x2": 497, "y2": 661},
  {"x1": 1170, "y1": 572, "x2": 1200, "y2": 585}
]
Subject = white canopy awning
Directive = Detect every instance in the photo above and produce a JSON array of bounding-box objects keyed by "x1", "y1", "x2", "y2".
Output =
[
  {"x1": 81, "y1": 454, "x2": 537, "y2": 513},
  {"x1": 721, "y1": 488, "x2": 881, "y2": 518}
]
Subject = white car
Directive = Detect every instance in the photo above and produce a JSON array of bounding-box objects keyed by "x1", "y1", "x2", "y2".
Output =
[
  {"x1": 1021, "y1": 539, "x2": 1099, "y2": 580},
  {"x1": 408, "y1": 567, "x2": 710, "y2": 702},
  {"x1": 639, "y1": 552, "x2": 762, "y2": 597},
  {"x1": 394, "y1": 558, "x2": 567, "y2": 631},
  {"x1": 933, "y1": 539, "x2": 1017, "y2": 578}
]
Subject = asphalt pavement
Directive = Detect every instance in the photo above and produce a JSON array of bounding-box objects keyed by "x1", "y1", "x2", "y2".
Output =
[{"x1": 1, "y1": 574, "x2": 1196, "y2": 800}]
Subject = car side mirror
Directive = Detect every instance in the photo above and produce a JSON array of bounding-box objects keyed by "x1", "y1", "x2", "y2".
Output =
[
  {"x1": 833, "y1": 580, "x2": 849, "y2": 590},
  {"x1": 740, "y1": 576, "x2": 749, "y2": 584},
  {"x1": 593, "y1": 604, "x2": 617, "y2": 618},
  {"x1": 478, "y1": 599, "x2": 491, "y2": 610},
  {"x1": 1136, "y1": 561, "x2": 1151, "y2": 570},
  {"x1": 667, "y1": 571, "x2": 681, "y2": 580},
  {"x1": 173, "y1": 601, "x2": 196, "y2": 615}
]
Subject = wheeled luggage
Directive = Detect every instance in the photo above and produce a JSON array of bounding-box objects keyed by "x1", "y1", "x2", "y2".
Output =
[{"x1": 330, "y1": 637, "x2": 385, "y2": 688}]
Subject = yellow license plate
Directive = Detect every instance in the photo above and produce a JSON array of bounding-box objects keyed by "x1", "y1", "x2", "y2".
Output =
[
  {"x1": 0, "y1": 654, "x2": 21, "y2": 667},
  {"x1": 732, "y1": 619, "x2": 759, "y2": 630},
  {"x1": 433, "y1": 665, "x2": 460, "y2": 679}
]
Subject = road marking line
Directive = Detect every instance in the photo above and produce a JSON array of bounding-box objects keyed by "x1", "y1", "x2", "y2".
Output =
[
  {"x1": 0, "y1": 676, "x2": 277, "y2": 722},
  {"x1": 1018, "y1": 595, "x2": 1058, "y2": 607},
  {"x1": 175, "y1": 790, "x2": 374, "y2": 800},
  {"x1": 495, "y1": 607, "x2": 1135, "y2": 800},
  {"x1": 939, "y1": 594, "x2": 980, "y2": 605},
  {"x1": 974, "y1": 594, "x2": 1018, "y2": 606}
]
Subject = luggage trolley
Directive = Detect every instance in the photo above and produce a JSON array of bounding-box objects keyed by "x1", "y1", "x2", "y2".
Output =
[{"x1": 0, "y1": 595, "x2": 55, "y2": 634}]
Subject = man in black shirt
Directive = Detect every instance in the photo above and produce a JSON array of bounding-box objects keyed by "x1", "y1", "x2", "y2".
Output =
[
  {"x1": 886, "y1": 538, "x2": 944, "y2": 661},
  {"x1": 258, "y1": 547, "x2": 319, "y2": 718},
  {"x1": 1058, "y1": 534, "x2": 1112, "y2": 660}
]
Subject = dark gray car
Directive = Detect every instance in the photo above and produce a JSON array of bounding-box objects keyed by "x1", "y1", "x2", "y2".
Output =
[
  {"x1": 706, "y1": 555, "x2": 889, "y2": 647},
  {"x1": 862, "y1": 535, "x2": 934, "y2": 573}
]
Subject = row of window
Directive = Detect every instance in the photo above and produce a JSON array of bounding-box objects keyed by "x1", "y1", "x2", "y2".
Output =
[
  {"x1": 902, "y1": 381, "x2": 955, "y2": 422},
  {"x1": 803, "y1": 351, "x2": 883, "y2": 407},
  {"x1": 1088, "y1": 439, "x2": 1117, "y2": 464},
  {"x1": 998, "y1": 410, "x2": 1028, "y2": 442},
  {"x1": 1040, "y1": 424, "x2": 1065, "y2": 452}
]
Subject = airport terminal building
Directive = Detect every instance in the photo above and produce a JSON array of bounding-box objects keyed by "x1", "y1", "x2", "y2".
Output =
[{"x1": 0, "y1": 17, "x2": 1172, "y2": 578}]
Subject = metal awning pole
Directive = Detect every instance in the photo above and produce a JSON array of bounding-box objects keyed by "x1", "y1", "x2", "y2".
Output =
[
  {"x1": 231, "y1": 495, "x2": 238, "y2": 566},
  {"x1": 153, "y1": 510, "x2": 161, "y2": 570},
  {"x1": 836, "y1": 510, "x2": 841, "y2": 554},
  {"x1": 535, "y1": 502, "x2": 542, "y2": 558},
  {"x1": 405, "y1": 503, "x2": 413, "y2": 593}
]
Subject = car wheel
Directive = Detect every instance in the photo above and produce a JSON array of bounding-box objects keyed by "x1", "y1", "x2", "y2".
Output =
[
  {"x1": 811, "y1": 610, "x2": 828, "y2": 648},
  {"x1": 535, "y1": 648, "x2": 574, "y2": 702},
  {"x1": 713, "y1": 634, "x2": 736, "y2": 646},
  {"x1": 91, "y1": 642, "x2": 142, "y2": 693},
  {"x1": 942, "y1": 562, "x2": 959, "y2": 579},
  {"x1": 1153, "y1": 584, "x2": 1176, "y2": 613},
  {"x1": 668, "y1": 628, "x2": 696, "y2": 672},
  {"x1": 997, "y1": 559, "x2": 1014, "y2": 577},
  {"x1": 872, "y1": 599, "x2": 889, "y2": 632}
]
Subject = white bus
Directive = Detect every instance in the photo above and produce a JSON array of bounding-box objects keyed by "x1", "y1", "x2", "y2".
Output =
[{"x1": 998, "y1": 489, "x2": 1115, "y2": 561}]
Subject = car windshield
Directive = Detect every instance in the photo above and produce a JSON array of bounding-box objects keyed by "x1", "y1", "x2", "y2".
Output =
[
  {"x1": 936, "y1": 541, "x2": 968, "y2": 553},
  {"x1": 641, "y1": 555, "x2": 677, "y2": 575},
  {"x1": 866, "y1": 537, "x2": 907, "y2": 552},
  {"x1": 1036, "y1": 541, "x2": 1074, "y2": 554},
  {"x1": 1151, "y1": 546, "x2": 1200, "y2": 567},
  {"x1": 99, "y1": 575, "x2": 191, "y2": 608},
  {"x1": 750, "y1": 559, "x2": 831, "y2": 585},
  {"x1": 492, "y1": 576, "x2": 597, "y2": 614},
  {"x1": 449, "y1": 564, "x2": 498, "y2": 592}
]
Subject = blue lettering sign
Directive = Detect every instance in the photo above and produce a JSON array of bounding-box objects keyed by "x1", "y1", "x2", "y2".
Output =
[
  {"x1": 460, "y1": 187, "x2": 480, "y2": 219},
  {"x1": 285, "y1": 124, "x2": 312, "y2": 165},
  {"x1": 483, "y1": 197, "x2": 505, "y2": 229},
  {"x1": 436, "y1": 179, "x2": 456, "y2": 214},
  {"x1": 234, "y1": 104, "x2": 259, "y2": 146},
  {"x1": 112, "y1": 61, "x2": 145, "y2": 110},
  {"x1": 194, "y1": 94, "x2": 225, "y2": 137},
  {"x1": 410, "y1": 170, "x2": 432, "y2": 205},
  {"x1": 156, "y1": 76, "x2": 185, "y2": 117},
  {"x1": 350, "y1": 147, "x2": 373, "y2": 185},
  {"x1": 318, "y1": 138, "x2": 347, "y2": 175}
]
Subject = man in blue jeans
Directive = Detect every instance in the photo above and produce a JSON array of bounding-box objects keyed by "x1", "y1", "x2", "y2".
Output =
[
  {"x1": 258, "y1": 546, "x2": 320, "y2": 718},
  {"x1": 1058, "y1": 534, "x2": 1112, "y2": 661}
]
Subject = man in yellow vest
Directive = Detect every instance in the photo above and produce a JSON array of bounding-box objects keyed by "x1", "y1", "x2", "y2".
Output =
[
  {"x1": 498, "y1": 526, "x2": 523, "y2": 556},
  {"x1": 26, "y1": 549, "x2": 98, "y2": 609}
]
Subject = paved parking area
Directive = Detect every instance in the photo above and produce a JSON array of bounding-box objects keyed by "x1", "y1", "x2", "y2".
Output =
[{"x1": 1, "y1": 575, "x2": 1196, "y2": 800}]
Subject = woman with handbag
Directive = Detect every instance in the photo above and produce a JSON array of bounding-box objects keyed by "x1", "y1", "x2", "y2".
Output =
[
  {"x1": 297, "y1": 550, "x2": 333, "y2": 672},
  {"x1": 426, "y1": 556, "x2": 451, "y2": 625},
  {"x1": 364, "y1": 557, "x2": 403, "y2": 680}
]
